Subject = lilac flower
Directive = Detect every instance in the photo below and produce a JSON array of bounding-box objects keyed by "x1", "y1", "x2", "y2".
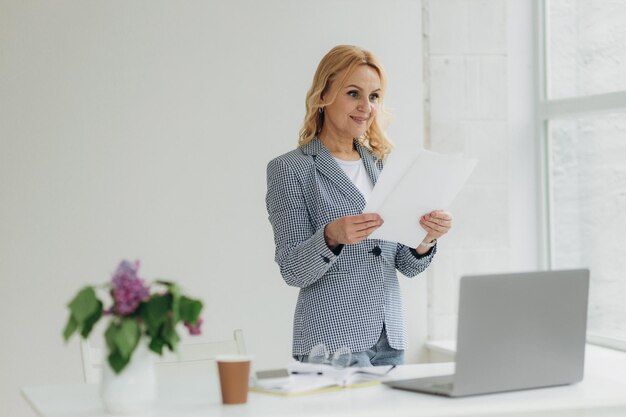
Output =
[
  {"x1": 184, "y1": 317, "x2": 203, "y2": 336},
  {"x1": 111, "y1": 260, "x2": 150, "y2": 316}
]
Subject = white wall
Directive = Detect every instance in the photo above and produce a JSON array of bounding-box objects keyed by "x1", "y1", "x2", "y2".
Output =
[
  {"x1": 0, "y1": 1, "x2": 425, "y2": 416},
  {"x1": 422, "y1": 0, "x2": 538, "y2": 342}
]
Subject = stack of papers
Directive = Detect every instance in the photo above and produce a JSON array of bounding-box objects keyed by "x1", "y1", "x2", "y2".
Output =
[
  {"x1": 364, "y1": 149, "x2": 477, "y2": 248},
  {"x1": 251, "y1": 362, "x2": 396, "y2": 396}
]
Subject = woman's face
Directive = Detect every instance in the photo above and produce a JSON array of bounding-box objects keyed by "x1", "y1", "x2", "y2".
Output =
[{"x1": 320, "y1": 64, "x2": 382, "y2": 141}]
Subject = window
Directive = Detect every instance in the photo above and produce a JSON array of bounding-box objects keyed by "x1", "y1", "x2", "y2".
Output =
[
  {"x1": 539, "y1": 0, "x2": 626, "y2": 350},
  {"x1": 547, "y1": 1, "x2": 626, "y2": 99}
]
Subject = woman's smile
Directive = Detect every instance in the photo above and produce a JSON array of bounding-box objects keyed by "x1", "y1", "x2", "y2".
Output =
[{"x1": 350, "y1": 115, "x2": 368, "y2": 125}]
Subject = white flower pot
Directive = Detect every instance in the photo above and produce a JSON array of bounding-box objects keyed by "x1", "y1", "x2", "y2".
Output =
[{"x1": 100, "y1": 342, "x2": 157, "y2": 415}]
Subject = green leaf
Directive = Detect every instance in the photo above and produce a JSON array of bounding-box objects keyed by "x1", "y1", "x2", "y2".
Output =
[
  {"x1": 64, "y1": 287, "x2": 103, "y2": 342},
  {"x1": 104, "y1": 321, "x2": 118, "y2": 352},
  {"x1": 148, "y1": 336, "x2": 165, "y2": 355},
  {"x1": 155, "y1": 281, "x2": 181, "y2": 323},
  {"x1": 68, "y1": 287, "x2": 100, "y2": 324},
  {"x1": 179, "y1": 297, "x2": 203, "y2": 324},
  {"x1": 63, "y1": 316, "x2": 78, "y2": 341},
  {"x1": 115, "y1": 318, "x2": 141, "y2": 359},
  {"x1": 140, "y1": 295, "x2": 170, "y2": 340},
  {"x1": 80, "y1": 300, "x2": 103, "y2": 338},
  {"x1": 107, "y1": 350, "x2": 128, "y2": 374},
  {"x1": 169, "y1": 284, "x2": 181, "y2": 323},
  {"x1": 160, "y1": 319, "x2": 180, "y2": 352},
  {"x1": 104, "y1": 319, "x2": 140, "y2": 363}
]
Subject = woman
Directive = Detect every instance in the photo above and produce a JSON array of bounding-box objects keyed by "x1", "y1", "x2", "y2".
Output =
[{"x1": 266, "y1": 45, "x2": 453, "y2": 366}]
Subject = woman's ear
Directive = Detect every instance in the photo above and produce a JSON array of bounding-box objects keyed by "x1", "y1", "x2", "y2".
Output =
[{"x1": 320, "y1": 82, "x2": 329, "y2": 102}]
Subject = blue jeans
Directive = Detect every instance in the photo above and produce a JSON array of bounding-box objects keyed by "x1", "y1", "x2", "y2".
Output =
[{"x1": 296, "y1": 324, "x2": 404, "y2": 367}]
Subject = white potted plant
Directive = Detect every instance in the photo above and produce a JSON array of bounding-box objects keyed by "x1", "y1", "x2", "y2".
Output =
[{"x1": 63, "y1": 260, "x2": 203, "y2": 414}]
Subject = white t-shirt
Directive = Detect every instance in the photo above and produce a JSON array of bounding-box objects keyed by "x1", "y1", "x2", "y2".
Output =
[{"x1": 333, "y1": 157, "x2": 374, "y2": 202}]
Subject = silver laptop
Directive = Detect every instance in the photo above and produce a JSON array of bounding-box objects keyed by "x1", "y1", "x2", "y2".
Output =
[{"x1": 385, "y1": 269, "x2": 589, "y2": 397}]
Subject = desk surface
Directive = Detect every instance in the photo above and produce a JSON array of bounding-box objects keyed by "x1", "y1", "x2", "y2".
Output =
[{"x1": 22, "y1": 346, "x2": 626, "y2": 417}]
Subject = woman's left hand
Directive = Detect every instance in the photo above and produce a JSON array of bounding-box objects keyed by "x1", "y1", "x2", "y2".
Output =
[{"x1": 419, "y1": 210, "x2": 453, "y2": 242}]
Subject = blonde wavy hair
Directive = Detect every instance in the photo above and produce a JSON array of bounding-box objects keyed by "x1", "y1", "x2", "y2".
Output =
[{"x1": 298, "y1": 45, "x2": 393, "y2": 160}]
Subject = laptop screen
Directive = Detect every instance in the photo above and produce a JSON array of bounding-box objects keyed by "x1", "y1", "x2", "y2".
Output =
[{"x1": 453, "y1": 269, "x2": 589, "y2": 396}]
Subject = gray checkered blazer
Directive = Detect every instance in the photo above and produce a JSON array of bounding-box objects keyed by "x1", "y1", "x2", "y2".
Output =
[{"x1": 266, "y1": 137, "x2": 436, "y2": 356}]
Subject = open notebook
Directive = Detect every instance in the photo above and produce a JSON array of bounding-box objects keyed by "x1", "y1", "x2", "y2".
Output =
[{"x1": 251, "y1": 362, "x2": 395, "y2": 396}]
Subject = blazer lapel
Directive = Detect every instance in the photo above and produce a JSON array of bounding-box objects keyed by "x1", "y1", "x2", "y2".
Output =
[
  {"x1": 355, "y1": 140, "x2": 381, "y2": 185},
  {"x1": 301, "y1": 137, "x2": 366, "y2": 210}
]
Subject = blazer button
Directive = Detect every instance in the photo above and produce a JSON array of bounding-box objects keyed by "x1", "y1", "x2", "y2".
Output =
[
  {"x1": 372, "y1": 246, "x2": 382, "y2": 256},
  {"x1": 321, "y1": 255, "x2": 330, "y2": 263}
]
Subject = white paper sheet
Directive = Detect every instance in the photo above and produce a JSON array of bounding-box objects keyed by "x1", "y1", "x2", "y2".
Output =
[{"x1": 364, "y1": 149, "x2": 477, "y2": 248}]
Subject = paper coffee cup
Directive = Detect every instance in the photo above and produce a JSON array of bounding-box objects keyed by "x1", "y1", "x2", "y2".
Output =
[{"x1": 216, "y1": 355, "x2": 252, "y2": 404}]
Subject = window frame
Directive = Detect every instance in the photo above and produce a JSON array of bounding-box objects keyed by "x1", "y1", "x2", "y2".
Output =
[{"x1": 536, "y1": 0, "x2": 626, "y2": 352}]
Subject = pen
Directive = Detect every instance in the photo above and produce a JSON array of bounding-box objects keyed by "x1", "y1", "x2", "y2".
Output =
[{"x1": 291, "y1": 371, "x2": 324, "y2": 375}]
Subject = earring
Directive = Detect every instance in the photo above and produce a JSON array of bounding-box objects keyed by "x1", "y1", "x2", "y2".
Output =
[{"x1": 319, "y1": 108, "x2": 324, "y2": 114}]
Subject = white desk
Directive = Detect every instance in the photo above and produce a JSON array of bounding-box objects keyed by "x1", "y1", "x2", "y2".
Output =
[{"x1": 22, "y1": 346, "x2": 626, "y2": 417}]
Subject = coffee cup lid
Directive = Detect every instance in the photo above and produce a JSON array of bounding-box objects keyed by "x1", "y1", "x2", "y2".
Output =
[{"x1": 215, "y1": 354, "x2": 253, "y2": 362}]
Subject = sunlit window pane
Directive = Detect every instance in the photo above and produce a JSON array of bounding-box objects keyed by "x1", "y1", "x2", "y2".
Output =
[
  {"x1": 549, "y1": 112, "x2": 626, "y2": 340},
  {"x1": 547, "y1": 0, "x2": 626, "y2": 99}
]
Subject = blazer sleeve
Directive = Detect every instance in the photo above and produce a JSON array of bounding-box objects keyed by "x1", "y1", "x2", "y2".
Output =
[
  {"x1": 394, "y1": 242, "x2": 437, "y2": 278},
  {"x1": 266, "y1": 157, "x2": 340, "y2": 288}
]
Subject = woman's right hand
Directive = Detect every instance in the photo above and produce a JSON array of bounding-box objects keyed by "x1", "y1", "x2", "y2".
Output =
[{"x1": 324, "y1": 213, "x2": 384, "y2": 249}]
